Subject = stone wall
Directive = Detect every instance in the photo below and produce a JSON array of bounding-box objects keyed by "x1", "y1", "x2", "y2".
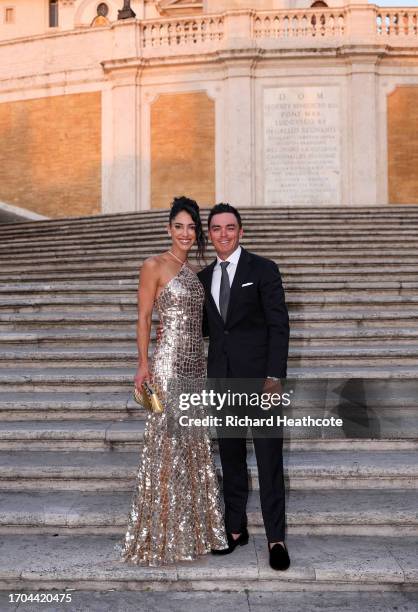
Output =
[
  {"x1": 150, "y1": 92, "x2": 215, "y2": 209},
  {"x1": 1, "y1": 11, "x2": 418, "y2": 214},
  {"x1": 0, "y1": 92, "x2": 101, "y2": 218},
  {"x1": 0, "y1": 0, "x2": 47, "y2": 41},
  {"x1": 387, "y1": 87, "x2": 418, "y2": 205}
]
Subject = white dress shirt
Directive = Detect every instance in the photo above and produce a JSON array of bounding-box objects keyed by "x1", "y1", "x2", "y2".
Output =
[{"x1": 211, "y1": 246, "x2": 242, "y2": 313}]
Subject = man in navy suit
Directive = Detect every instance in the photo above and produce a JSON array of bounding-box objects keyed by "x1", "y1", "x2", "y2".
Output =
[{"x1": 198, "y1": 203, "x2": 290, "y2": 570}]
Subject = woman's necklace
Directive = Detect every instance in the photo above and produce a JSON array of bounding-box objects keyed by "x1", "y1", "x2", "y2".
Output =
[{"x1": 168, "y1": 250, "x2": 187, "y2": 265}]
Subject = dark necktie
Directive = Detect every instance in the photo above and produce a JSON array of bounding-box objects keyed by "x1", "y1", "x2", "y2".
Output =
[{"x1": 219, "y1": 261, "x2": 230, "y2": 323}]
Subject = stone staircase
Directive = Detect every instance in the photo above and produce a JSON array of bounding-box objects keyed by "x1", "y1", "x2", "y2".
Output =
[{"x1": 0, "y1": 207, "x2": 417, "y2": 605}]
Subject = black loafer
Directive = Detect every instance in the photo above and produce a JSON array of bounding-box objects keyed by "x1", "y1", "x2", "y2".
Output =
[
  {"x1": 211, "y1": 528, "x2": 249, "y2": 555},
  {"x1": 269, "y1": 542, "x2": 290, "y2": 571}
]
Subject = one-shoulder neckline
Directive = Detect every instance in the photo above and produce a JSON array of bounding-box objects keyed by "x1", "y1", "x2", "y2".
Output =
[{"x1": 155, "y1": 261, "x2": 189, "y2": 302}]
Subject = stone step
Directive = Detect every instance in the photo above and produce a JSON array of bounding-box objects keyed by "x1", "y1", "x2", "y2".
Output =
[
  {"x1": 2, "y1": 245, "x2": 418, "y2": 264},
  {"x1": 0, "y1": 533, "x2": 416, "y2": 592},
  {"x1": 3, "y1": 279, "x2": 418, "y2": 290},
  {"x1": 2, "y1": 268, "x2": 418, "y2": 284},
  {"x1": 2, "y1": 224, "x2": 417, "y2": 238},
  {"x1": 0, "y1": 416, "x2": 416, "y2": 451},
  {"x1": 0, "y1": 388, "x2": 416, "y2": 438},
  {"x1": 1, "y1": 309, "x2": 417, "y2": 330},
  {"x1": 1, "y1": 386, "x2": 416, "y2": 426},
  {"x1": 2, "y1": 261, "x2": 418, "y2": 276},
  {"x1": 2, "y1": 326, "x2": 418, "y2": 349},
  {"x1": 0, "y1": 203, "x2": 415, "y2": 218},
  {"x1": 0, "y1": 449, "x2": 416, "y2": 491},
  {"x1": 2, "y1": 293, "x2": 418, "y2": 313},
  {"x1": 3, "y1": 589, "x2": 417, "y2": 611},
  {"x1": 2, "y1": 239, "x2": 418, "y2": 260},
  {"x1": 1, "y1": 238, "x2": 418, "y2": 255},
  {"x1": 0, "y1": 344, "x2": 417, "y2": 367},
  {"x1": 1, "y1": 365, "x2": 417, "y2": 393},
  {"x1": 3, "y1": 216, "x2": 418, "y2": 239},
  {"x1": 0, "y1": 222, "x2": 413, "y2": 235},
  {"x1": 2, "y1": 229, "x2": 418, "y2": 246},
  {"x1": 2, "y1": 221, "x2": 417, "y2": 241},
  {"x1": 1, "y1": 386, "x2": 416, "y2": 410},
  {"x1": 0, "y1": 234, "x2": 418, "y2": 253},
  {"x1": 1, "y1": 214, "x2": 417, "y2": 237},
  {"x1": 0, "y1": 235, "x2": 418, "y2": 252},
  {"x1": 0, "y1": 420, "x2": 147, "y2": 451},
  {"x1": 0, "y1": 291, "x2": 400, "y2": 306},
  {"x1": 0, "y1": 392, "x2": 136, "y2": 420},
  {"x1": 3, "y1": 255, "x2": 418, "y2": 273},
  {"x1": 3, "y1": 243, "x2": 418, "y2": 263},
  {"x1": 0, "y1": 328, "x2": 418, "y2": 352},
  {"x1": 1, "y1": 489, "x2": 418, "y2": 536},
  {"x1": 0, "y1": 218, "x2": 415, "y2": 231},
  {"x1": 1, "y1": 207, "x2": 417, "y2": 599},
  {"x1": 0, "y1": 206, "x2": 416, "y2": 229},
  {"x1": 1, "y1": 280, "x2": 418, "y2": 299},
  {"x1": 3, "y1": 226, "x2": 418, "y2": 241}
]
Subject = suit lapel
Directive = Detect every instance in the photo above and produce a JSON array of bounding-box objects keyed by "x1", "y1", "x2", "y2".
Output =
[
  {"x1": 200, "y1": 260, "x2": 223, "y2": 324},
  {"x1": 226, "y1": 248, "x2": 252, "y2": 324}
]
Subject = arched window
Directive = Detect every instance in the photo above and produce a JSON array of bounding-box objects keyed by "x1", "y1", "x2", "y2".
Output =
[{"x1": 311, "y1": 1, "x2": 328, "y2": 7}]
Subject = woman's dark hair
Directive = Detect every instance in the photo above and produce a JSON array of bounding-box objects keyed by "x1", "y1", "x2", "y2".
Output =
[
  {"x1": 169, "y1": 196, "x2": 206, "y2": 261},
  {"x1": 207, "y1": 202, "x2": 242, "y2": 229}
]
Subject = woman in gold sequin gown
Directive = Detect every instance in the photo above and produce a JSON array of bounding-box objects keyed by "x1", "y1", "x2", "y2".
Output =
[{"x1": 120, "y1": 197, "x2": 227, "y2": 566}]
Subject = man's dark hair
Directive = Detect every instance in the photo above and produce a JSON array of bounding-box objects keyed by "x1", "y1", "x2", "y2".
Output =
[{"x1": 207, "y1": 203, "x2": 242, "y2": 229}]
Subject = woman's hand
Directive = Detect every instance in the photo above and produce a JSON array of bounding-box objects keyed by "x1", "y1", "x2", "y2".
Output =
[{"x1": 135, "y1": 364, "x2": 150, "y2": 391}]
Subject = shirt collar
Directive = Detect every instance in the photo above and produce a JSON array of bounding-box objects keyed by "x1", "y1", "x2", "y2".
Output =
[{"x1": 216, "y1": 245, "x2": 242, "y2": 268}]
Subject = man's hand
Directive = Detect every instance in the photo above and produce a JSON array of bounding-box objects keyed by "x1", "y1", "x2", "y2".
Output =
[{"x1": 263, "y1": 377, "x2": 283, "y2": 395}]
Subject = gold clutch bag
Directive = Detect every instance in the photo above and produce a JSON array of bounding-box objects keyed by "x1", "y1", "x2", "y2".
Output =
[{"x1": 133, "y1": 381, "x2": 164, "y2": 413}]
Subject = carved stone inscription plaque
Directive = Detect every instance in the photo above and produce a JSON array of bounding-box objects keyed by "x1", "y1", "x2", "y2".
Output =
[{"x1": 264, "y1": 87, "x2": 341, "y2": 205}]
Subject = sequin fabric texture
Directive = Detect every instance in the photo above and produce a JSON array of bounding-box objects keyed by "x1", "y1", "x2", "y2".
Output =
[{"x1": 121, "y1": 263, "x2": 227, "y2": 566}]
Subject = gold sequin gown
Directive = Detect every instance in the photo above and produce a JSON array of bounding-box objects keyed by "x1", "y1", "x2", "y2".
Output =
[{"x1": 121, "y1": 263, "x2": 227, "y2": 566}]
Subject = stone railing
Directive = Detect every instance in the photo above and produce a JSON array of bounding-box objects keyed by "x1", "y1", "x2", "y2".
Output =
[
  {"x1": 1, "y1": 4, "x2": 417, "y2": 83},
  {"x1": 138, "y1": 6, "x2": 418, "y2": 52},
  {"x1": 254, "y1": 7, "x2": 418, "y2": 41},
  {"x1": 140, "y1": 15, "x2": 224, "y2": 48},
  {"x1": 375, "y1": 9, "x2": 418, "y2": 37},
  {"x1": 253, "y1": 9, "x2": 347, "y2": 39}
]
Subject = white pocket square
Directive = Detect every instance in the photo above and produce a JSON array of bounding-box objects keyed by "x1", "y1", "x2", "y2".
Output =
[{"x1": 241, "y1": 282, "x2": 253, "y2": 287}]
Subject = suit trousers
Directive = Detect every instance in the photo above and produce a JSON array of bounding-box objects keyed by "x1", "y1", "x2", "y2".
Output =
[{"x1": 218, "y1": 428, "x2": 286, "y2": 542}]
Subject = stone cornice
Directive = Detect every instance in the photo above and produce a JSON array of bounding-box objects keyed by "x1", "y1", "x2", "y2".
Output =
[{"x1": 100, "y1": 44, "x2": 418, "y2": 75}]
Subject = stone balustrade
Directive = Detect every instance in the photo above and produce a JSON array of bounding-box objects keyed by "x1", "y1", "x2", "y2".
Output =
[
  {"x1": 137, "y1": 5, "x2": 418, "y2": 53},
  {"x1": 1, "y1": 4, "x2": 417, "y2": 85},
  {"x1": 141, "y1": 15, "x2": 224, "y2": 48},
  {"x1": 253, "y1": 9, "x2": 347, "y2": 39},
  {"x1": 254, "y1": 7, "x2": 418, "y2": 40},
  {"x1": 376, "y1": 9, "x2": 418, "y2": 37}
]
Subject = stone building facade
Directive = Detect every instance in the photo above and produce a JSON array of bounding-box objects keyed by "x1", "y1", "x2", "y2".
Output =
[{"x1": 0, "y1": 0, "x2": 417, "y2": 217}]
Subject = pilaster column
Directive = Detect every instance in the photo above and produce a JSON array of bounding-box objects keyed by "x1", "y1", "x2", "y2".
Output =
[
  {"x1": 102, "y1": 65, "x2": 141, "y2": 214},
  {"x1": 222, "y1": 58, "x2": 255, "y2": 207},
  {"x1": 349, "y1": 56, "x2": 379, "y2": 205},
  {"x1": 58, "y1": 0, "x2": 76, "y2": 30}
]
